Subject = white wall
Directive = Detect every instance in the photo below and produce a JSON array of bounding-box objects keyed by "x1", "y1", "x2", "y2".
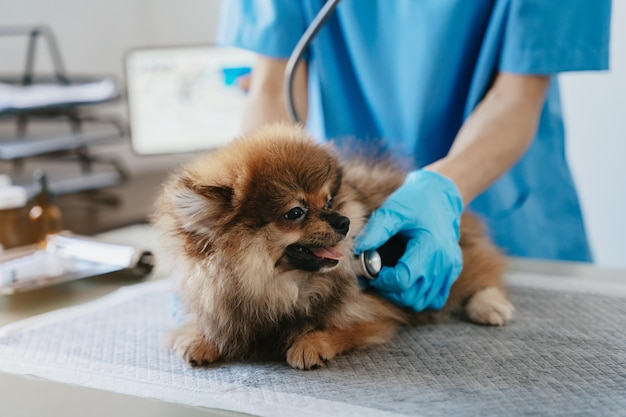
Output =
[
  {"x1": 0, "y1": 0, "x2": 624, "y2": 268},
  {"x1": 560, "y1": 1, "x2": 626, "y2": 269},
  {"x1": 0, "y1": 0, "x2": 220, "y2": 81}
]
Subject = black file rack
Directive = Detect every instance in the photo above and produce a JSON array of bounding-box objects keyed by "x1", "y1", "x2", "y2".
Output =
[{"x1": 0, "y1": 25, "x2": 128, "y2": 196}]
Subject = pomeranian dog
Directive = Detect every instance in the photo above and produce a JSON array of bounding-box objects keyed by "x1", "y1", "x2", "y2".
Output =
[{"x1": 153, "y1": 123, "x2": 513, "y2": 370}]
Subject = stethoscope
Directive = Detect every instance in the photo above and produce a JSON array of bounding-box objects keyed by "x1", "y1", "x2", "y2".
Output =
[
  {"x1": 284, "y1": 0, "x2": 341, "y2": 124},
  {"x1": 282, "y1": 0, "x2": 384, "y2": 280}
]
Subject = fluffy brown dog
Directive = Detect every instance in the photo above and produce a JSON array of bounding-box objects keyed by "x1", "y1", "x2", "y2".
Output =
[{"x1": 153, "y1": 123, "x2": 513, "y2": 370}]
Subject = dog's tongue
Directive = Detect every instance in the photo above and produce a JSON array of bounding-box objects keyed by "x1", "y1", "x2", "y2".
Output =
[{"x1": 310, "y1": 246, "x2": 345, "y2": 261}]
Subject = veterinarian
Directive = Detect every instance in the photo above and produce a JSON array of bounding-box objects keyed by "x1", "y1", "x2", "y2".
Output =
[{"x1": 217, "y1": 0, "x2": 611, "y2": 311}]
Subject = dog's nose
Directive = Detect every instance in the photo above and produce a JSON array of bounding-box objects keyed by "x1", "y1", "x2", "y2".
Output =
[{"x1": 329, "y1": 214, "x2": 350, "y2": 236}]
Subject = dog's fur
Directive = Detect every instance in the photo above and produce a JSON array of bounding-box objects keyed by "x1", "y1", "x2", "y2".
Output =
[{"x1": 153, "y1": 123, "x2": 513, "y2": 370}]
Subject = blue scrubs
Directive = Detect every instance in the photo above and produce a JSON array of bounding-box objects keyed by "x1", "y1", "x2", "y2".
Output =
[{"x1": 217, "y1": 0, "x2": 611, "y2": 262}]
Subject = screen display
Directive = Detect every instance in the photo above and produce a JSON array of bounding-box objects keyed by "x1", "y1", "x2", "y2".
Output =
[{"x1": 125, "y1": 45, "x2": 255, "y2": 154}]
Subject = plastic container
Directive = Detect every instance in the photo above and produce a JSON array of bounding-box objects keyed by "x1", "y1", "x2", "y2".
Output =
[{"x1": 0, "y1": 175, "x2": 11, "y2": 187}]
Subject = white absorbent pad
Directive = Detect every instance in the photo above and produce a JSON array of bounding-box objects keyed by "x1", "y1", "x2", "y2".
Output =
[{"x1": 0, "y1": 276, "x2": 625, "y2": 417}]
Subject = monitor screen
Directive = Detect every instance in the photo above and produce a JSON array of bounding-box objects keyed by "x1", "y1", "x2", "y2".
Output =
[{"x1": 125, "y1": 45, "x2": 255, "y2": 155}]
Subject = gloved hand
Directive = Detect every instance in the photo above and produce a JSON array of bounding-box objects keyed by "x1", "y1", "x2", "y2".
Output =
[{"x1": 354, "y1": 169, "x2": 463, "y2": 311}]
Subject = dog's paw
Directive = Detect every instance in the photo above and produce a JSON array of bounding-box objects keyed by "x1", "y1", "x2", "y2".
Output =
[
  {"x1": 168, "y1": 325, "x2": 221, "y2": 367},
  {"x1": 287, "y1": 331, "x2": 338, "y2": 370},
  {"x1": 465, "y1": 287, "x2": 514, "y2": 326}
]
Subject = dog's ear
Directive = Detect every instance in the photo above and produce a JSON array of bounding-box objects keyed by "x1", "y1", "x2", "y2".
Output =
[{"x1": 171, "y1": 178, "x2": 233, "y2": 233}]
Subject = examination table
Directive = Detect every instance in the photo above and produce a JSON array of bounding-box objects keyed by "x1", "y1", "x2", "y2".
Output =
[{"x1": 0, "y1": 225, "x2": 624, "y2": 417}]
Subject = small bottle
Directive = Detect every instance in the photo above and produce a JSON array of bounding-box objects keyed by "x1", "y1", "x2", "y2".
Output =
[
  {"x1": 0, "y1": 184, "x2": 34, "y2": 250},
  {"x1": 29, "y1": 171, "x2": 63, "y2": 246}
]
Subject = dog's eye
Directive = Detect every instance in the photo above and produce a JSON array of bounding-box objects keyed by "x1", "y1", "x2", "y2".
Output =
[
  {"x1": 325, "y1": 198, "x2": 333, "y2": 210},
  {"x1": 284, "y1": 207, "x2": 306, "y2": 220}
]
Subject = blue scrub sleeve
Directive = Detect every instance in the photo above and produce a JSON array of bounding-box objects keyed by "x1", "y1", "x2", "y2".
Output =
[
  {"x1": 499, "y1": 0, "x2": 611, "y2": 74},
  {"x1": 216, "y1": 0, "x2": 306, "y2": 59}
]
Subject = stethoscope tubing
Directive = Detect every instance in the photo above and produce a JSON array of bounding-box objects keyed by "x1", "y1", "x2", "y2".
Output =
[{"x1": 284, "y1": 0, "x2": 342, "y2": 124}]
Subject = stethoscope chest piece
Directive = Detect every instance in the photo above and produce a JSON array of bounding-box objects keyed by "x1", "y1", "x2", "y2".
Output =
[{"x1": 356, "y1": 250, "x2": 382, "y2": 280}]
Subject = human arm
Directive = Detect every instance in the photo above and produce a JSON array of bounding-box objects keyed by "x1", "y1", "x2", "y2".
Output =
[
  {"x1": 426, "y1": 73, "x2": 550, "y2": 204},
  {"x1": 355, "y1": 72, "x2": 550, "y2": 310},
  {"x1": 241, "y1": 55, "x2": 308, "y2": 132}
]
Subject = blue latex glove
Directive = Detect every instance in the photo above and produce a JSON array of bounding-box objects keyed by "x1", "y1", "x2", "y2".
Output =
[{"x1": 354, "y1": 170, "x2": 463, "y2": 311}]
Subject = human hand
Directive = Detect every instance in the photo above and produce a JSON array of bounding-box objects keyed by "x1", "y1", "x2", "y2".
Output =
[{"x1": 354, "y1": 170, "x2": 463, "y2": 311}]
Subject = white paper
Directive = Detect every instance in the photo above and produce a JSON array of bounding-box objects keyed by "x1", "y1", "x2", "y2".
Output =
[{"x1": 0, "y1": 79, "x2": 118, "y2": 111}]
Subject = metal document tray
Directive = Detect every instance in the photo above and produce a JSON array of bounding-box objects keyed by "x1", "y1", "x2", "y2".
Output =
[{"x1": 0, "y1": 232, "x2": 154, "y2": 294}]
